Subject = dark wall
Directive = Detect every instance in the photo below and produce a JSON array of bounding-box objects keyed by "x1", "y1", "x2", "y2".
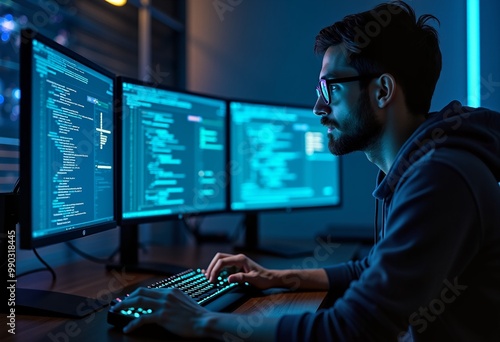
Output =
[{"x1": 481, "y1": 0, "x2": 500, "y2": 111}]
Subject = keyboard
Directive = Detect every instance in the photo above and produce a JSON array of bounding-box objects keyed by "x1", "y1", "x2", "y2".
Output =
[{"x1": 107, "y1": 268, "x2": 254, "y2": 328}]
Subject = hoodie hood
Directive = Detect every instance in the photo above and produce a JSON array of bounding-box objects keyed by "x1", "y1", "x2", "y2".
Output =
[{"x1": 374, "y1": 100, "x2": 500, "y2": 199}]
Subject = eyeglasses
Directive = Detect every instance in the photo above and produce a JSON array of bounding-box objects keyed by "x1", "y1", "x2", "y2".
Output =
[{"x1": 315, "y1": 74, "x2": 380, "y2": 105}]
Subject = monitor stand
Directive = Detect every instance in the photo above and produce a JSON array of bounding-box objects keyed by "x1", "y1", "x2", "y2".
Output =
[
  {"x1": 1, "y1": 192, "x2": 105, "y2": 318},
  {"x1": 105, "y1": 224, "x2": 187, "y2": 276},
  {"x1": 233, "y1": 212, "x2": 314, "y2": 258},
  {"x1": 14, "y1": 289, "x2": 106, "y2": 318}
]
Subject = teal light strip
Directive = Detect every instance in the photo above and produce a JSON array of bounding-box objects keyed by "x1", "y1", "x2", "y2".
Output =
[{"x1": 467, "y1": 0, "x2": 480, "y2": 107}]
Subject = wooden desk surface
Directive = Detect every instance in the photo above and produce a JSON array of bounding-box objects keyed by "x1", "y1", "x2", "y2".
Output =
[{"x1": 1, "y1": 241, "x2": 359, "y2": 341}]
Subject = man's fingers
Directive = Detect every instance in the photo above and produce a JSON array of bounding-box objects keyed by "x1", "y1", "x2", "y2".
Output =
[
  {"x1": 111, "y1": 293, "x2": 159, "y2": 312},
  {"x1": 122, "y1": 310, "x2": 160, "y2": 333},
  {"x1": 205, "y1": 252, "x2": 232, "y2": 277},
  {"x1": 206, "y1": 254, "x2": 245, "y2": 282},
  {"x1": 227, "y1": 272, "x2": 247, "y2": 284}
]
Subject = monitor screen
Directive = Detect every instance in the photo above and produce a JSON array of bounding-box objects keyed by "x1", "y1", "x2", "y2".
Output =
[
  {"x1": 229, "y1": 100, "x2": 341, "y2": 211},
  {"x1": 19, "y1": 29, "x2": 116, "y2": 249},
  {"x1": 118, "y1": 77, "x2": 227, "y2": 224}
]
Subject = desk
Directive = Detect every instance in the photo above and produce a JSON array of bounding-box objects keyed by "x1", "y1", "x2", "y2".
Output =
[{"x1": 1, "y1": 241, "x2": 359, "y2": 341}]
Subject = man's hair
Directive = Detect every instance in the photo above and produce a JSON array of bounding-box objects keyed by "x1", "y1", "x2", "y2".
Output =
[{"x1": 314, "y1": 1, "x2": 441, "y2": 115}]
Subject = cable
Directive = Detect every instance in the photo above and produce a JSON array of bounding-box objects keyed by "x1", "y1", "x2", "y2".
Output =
[
  {"x1": 65, "y1": 241, "x2": 119, "y2": 264},
  {"x1": 16, "y1": 267, "x2": 53, "y2": 279},
  {"x1": 7, "y1": 179, "x2": 55, "y2": 281},
  {"x1": 13, "y1": 177, "x2": 20, "y2": 194},
  {"x1": 32, "y1": 248, "x2": 56, "y2": 282}
]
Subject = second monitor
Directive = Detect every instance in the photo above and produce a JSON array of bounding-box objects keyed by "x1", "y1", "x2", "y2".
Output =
[
  {"x1": 229, "y1": 100, "x2": 341, "y2": 211},
  {"x1": 229, "y1": 100, "x2": 342, "y2": 255},
  {"x1": 118, "y1": 77, "x2": 227, "y2": 223},
  {"x1": 112, "y1": 77, "x2": 228, "y2": 274}
]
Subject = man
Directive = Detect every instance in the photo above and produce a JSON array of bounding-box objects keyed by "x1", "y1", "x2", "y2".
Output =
[{"x1": 111, "y1": 1, "x2": 500, "y2": 340}]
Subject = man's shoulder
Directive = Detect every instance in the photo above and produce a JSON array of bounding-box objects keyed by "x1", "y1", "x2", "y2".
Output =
[{"x1": 402, "y1": 147, "x2": 496, "y2": 192}]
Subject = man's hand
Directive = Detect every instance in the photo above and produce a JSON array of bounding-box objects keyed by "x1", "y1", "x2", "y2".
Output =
[
  {"x1": 204, "y1": 252, "x2": 279, "y2": 290},
  {"x1": 110, "y1": 287, "x2": 210, "y2": 337},
  {"x1": 205, "y1": 252, "x2": 330, "y2": 291}
]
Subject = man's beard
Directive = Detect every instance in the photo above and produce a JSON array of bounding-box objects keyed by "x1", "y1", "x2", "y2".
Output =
[{"x1": 322, "y1": 90, "x2": 384, "y2": 156}]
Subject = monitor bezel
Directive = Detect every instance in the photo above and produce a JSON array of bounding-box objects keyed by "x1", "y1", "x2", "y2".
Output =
[
  {"x1": 227, "y1": 97, "x2": 343, "y2": 215},
  {"x1": 19, "y1": 29, "x2": 118, "y2": 249},
  {"x1": 116, "y1": 76, "x2": 229, "y2": 226}
]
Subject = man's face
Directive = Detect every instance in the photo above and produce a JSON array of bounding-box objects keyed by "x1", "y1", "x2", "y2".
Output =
[{"x1": 313, "y1": 45, "x2": 384, "y2": 156}]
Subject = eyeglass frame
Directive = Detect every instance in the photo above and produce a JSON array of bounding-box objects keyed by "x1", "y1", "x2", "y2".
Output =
[{"x1": 316, "y1": 74, "x2": 381, "y2": 105}]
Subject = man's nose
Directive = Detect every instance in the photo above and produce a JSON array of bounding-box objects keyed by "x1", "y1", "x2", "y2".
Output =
[{"x1": 313, "y1": 97, "x2": 330, "y2": 116}]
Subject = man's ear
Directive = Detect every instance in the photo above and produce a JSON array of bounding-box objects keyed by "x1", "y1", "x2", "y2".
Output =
[{"x1": 373, "y1": 73, "x2": 396, "y2": 108}]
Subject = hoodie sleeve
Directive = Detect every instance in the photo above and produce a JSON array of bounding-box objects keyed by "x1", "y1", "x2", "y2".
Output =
[
  {"x1": 322, "y1": 256, "x2": 371, "y2": 299},
  {"x1": 277, "y1": 157, "x2": 481, "y2": 341}
]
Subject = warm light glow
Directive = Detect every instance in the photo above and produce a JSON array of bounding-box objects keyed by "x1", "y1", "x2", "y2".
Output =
[{"x1": 105, "y1": 0, "x2": 127, "y2": 6}]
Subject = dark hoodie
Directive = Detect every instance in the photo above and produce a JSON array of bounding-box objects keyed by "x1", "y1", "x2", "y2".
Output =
[{"x1": 277, "y1": 101, "x2": 500, "y2": 341}]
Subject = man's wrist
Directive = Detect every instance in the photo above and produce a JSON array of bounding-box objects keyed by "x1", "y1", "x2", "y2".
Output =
[
  {"x1": 276, "y1": 268, "x2": 329, "y2": 290},
  {"x1": 275, "y1": 269, "x2": 303, "y2": 289}
]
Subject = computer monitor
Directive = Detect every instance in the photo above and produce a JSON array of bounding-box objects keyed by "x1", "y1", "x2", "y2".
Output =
[
  {"x1": 229, "y1": 100, "x2": 342, "y2": 255},
  {"x1": 16, "y1": 28, "x2": 116, "y2": 316},
  {"x1": 118, "y1": 77, "x2": 227, "y2": 222},
  {"x1": 111, "y1": 76, "x2": 227, "y2": 274}
]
